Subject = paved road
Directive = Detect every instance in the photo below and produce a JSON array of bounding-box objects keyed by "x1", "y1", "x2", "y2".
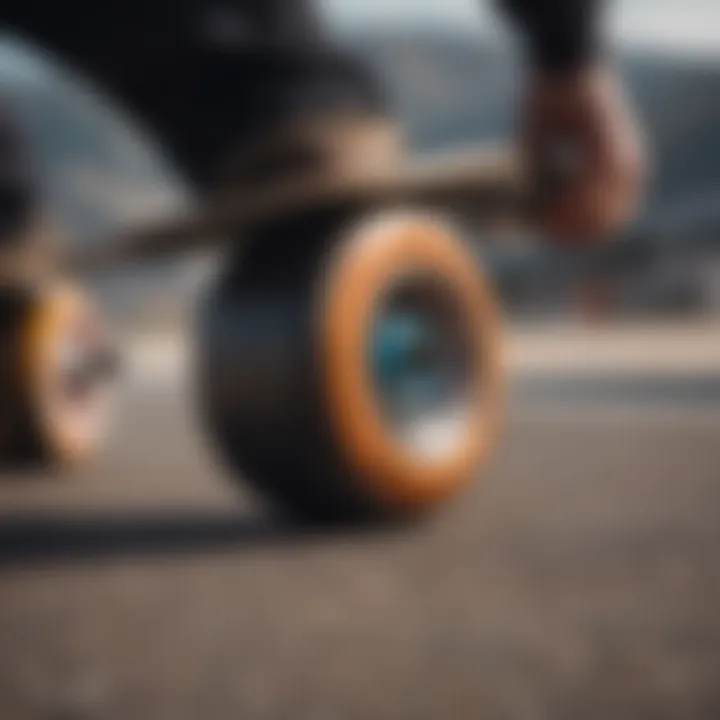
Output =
[{"x1": 1, "y1": 359, "x2": 719, "y2": 719}]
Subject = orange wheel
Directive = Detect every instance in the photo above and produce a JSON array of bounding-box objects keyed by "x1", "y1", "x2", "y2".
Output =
[
  {"x1": 198, "y1": 211, "x2": 505, "y2": 522},
  {"x1": 0, "y1": 284, "x2": 117, "y2": 469},
  {"x1": 319, "y1": 213, "x2": 505, "y2": 513}
]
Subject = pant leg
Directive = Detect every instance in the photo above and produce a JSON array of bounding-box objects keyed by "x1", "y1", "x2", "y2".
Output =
[
  {"x1": 2, "y1": 1, "x2": 386, "y2": 186},
  {"x1": 0, "y1": 106, "x2": 36, "y2": 246}
]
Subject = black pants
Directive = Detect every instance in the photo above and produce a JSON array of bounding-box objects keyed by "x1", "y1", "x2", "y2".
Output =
[
  {"x1": 0, "y1": 0, "x2": 385, "y2": 241},
  {"x1": 1, "y1": 0, "x2": 384, "y2": 184}
]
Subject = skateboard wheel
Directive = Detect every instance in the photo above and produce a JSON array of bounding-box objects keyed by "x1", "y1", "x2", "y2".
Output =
[
  {"x1": 198, "y1": 211, "x2": 505, "y2": 522},
  {"x1": 0, "y1": 284, "x2": 117, "y2": 469}
]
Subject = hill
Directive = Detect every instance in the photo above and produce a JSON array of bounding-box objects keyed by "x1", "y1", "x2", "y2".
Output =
[{"x1": 348, "y1": 29, "x2": 720, "y2": 211}]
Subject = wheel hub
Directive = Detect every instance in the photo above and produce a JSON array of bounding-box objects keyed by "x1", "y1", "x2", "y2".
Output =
[{"x1": 370, "y1": 276, "x2": 475, "y2": 461}]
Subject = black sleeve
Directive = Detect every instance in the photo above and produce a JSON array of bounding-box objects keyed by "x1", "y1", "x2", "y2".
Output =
[{"x1": 498, "y1": 0, "x2": 604, "y2": 73}]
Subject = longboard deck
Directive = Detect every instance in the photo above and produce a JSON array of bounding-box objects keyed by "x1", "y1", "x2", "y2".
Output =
[{"x1": 66, "y1": 144, "x2": 526, "y2": 273}]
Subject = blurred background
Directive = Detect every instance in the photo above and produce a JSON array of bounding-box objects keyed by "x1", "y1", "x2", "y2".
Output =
[{"x1": 0, "y1": 1, "x2": 719, "y2": 718}]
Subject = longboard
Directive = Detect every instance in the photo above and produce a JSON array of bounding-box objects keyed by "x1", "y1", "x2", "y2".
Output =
[{"x1": 66, "y1": 144, "x2": 526, "y2": 273}]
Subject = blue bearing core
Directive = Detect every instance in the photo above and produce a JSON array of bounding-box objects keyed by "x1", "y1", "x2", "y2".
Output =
[{"x1": 371, "y1": 310, "x2": 454, "y2": 417}]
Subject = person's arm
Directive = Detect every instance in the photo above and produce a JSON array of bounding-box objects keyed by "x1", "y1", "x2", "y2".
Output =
[
  {"x1": 497, "y1": 0, "x2": 646, "y2": 242},
  {"x1": 499, "y1": 0, "x2": 603, "y2": 74}
]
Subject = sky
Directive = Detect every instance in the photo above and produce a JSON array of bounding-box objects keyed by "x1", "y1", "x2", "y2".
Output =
[{"x1": 320, "y1": 0, "x2": 720, "y2": 57}]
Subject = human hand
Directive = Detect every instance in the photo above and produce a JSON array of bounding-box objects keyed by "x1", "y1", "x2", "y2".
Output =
[{"x1": 522, "y1": 65, "x2": 646, "y2": 242}]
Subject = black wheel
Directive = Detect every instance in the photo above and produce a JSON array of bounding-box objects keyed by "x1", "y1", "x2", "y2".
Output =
[
  {"x1": 198, "y1": 211, "x2": 505, "y2": 522},
  {"x1": 0, "y1": 284, "x2": 117, "y2": 470}
]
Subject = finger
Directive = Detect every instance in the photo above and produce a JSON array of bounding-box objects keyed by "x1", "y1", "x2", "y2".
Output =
[
  {"x1": 540, "y1": 186, "x2": 600, "y2": 241},
  {"x1": 592, "y1": 143, "x2": 645, "y2": 233},
  {"x1": 546, "y1": 126, "x2": 642, "y2": 240},
  {"x1": 542, "y1": 171, "x2": 626, "y2": 241},
  {"x1": 540, "y1": 145, "x2": 608, "y2": 241},
  {"x1": 611, "y1": 170, "x2": 643, "y2": 230}
]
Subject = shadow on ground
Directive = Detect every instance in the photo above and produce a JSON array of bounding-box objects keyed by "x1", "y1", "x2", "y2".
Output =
[{"x1": 0, "y1": 511, "x2": 390, "y2": 568}]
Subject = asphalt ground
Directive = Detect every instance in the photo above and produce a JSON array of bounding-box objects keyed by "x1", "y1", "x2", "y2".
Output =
[{"x1": 0, "y1": 326, "x2": 719, "y2": 720}]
